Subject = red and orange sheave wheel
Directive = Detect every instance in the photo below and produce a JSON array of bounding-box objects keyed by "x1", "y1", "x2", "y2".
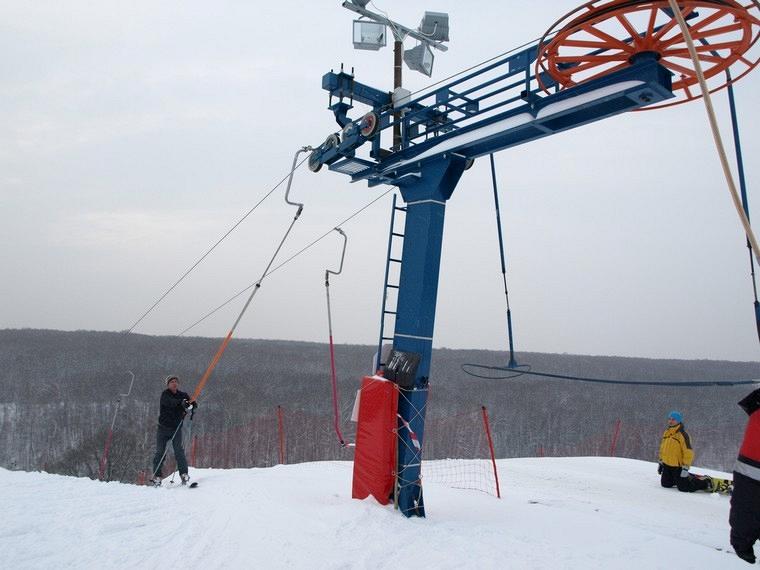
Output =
[{"x1": 536, "y1": 0, "x2": 760, "y2": 109}]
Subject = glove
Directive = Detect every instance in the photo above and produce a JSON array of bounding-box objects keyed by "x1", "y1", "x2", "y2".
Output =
[
  {"x1": 657, "y1": 462, "x2": 663, "y2": 475},
  {"x1": 182, "y1": 399, "x2": 196, "y2": 412},
  {"x1": 680, "y1": 466, "x2": 690, "y2": 478}
]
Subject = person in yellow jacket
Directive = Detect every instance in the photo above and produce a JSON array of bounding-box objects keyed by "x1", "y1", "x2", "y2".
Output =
[{"x1": 658, "y1": 410, "x2": 710, "y2": 492}]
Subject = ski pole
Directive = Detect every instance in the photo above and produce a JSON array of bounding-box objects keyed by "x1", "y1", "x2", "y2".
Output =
[
  {"x1": 151, "y1": 419, "x2": 185, "y2": 481},
  {"x1": 169, "y1": 408, "x2": 196, "y2": 484}
]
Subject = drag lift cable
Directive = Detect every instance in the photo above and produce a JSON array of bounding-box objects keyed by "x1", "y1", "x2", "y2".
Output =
[
  {"x1": 666, "y1": 0, "x2": 760, "y2": 267},
  {"x1": 177, "y1": 186, "x2": 396, "y2": 337},
  {"x1": 126, "y1": 154, "x2": 310, "y2": 334},
  {"x1": 680, "y1": 9, "x2": 760, "y2": 345},
  {"x1": 189, "y1": 146, "x2": 312, "y2": 403},
  {"x1": 667, "y1": 0, "x2": 760, "y2": 347},
  {"x1": 325, "y1": 227, "x2": 351, "y2": 447}
]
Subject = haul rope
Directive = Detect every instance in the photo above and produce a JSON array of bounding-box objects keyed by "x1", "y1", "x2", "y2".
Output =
[
  {"x1": 325, "y1": 227, "x2": 349, "y2": 446},
  {"x1": 127, "y1": 154, "x2": 309, "y2": 334},
  {"x1": 666, "y1": 0, "x2": 760, "y2": 268},
  {"x1": 177, "y1": 186, "x2": 395, "y2": 337},
  {"x1": 189, "y1": 146, "x2": 311, "y2": 402}
]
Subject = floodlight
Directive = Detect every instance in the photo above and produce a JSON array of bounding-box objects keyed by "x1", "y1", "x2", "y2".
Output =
[
  {"x1": 404, "y1": 43, "x2": 434, "y2": 77},
  {"x1": 419, "y1": 11, "x2": 449, "y2": 42},
  {"x1": 353, "y1": 20, "x2": 387, "y2": 51}
]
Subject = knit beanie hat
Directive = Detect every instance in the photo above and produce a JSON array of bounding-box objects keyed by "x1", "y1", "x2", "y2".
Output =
[
  {"x1": 668, "y1": 410, "x2": 683, "y2": 423},
  {"x1": 165, "y1": 375, "x2": 179, "y2": 385}
]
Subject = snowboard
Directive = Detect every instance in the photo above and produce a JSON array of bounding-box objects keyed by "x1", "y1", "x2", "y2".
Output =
[{"x1": 694, "y1": 474, "x2": 733, "y2": 495}]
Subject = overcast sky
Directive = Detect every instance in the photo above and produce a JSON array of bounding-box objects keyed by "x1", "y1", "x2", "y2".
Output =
[{"x1": 2, "y1": 1, "x2": 760, "y2": 361}]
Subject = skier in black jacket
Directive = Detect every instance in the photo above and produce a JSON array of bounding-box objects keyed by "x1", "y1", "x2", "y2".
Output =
[{"x1": 150, "y1": 375, "x2": 197, "y2": 485}]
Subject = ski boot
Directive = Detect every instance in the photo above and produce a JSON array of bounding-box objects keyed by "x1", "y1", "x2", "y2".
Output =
[{"x1": 180, "y1": 473, "x2": 190, "y2": 486}]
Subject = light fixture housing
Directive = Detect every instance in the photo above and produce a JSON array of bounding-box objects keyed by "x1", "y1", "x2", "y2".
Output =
[
  {"x1": 419, "y1": 11, "x2": 449, "y2": 42},
  {"x1": 403, "y1": 43, "x2": 434, "y2": 77},
  {"x1": 352, "y1": 20, "x2": 387, "y2": 51}
]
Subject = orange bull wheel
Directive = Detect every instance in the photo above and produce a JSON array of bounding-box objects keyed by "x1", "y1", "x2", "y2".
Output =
[{"x1": 536, "y1": 0, "x2": 760, "y2": 109}]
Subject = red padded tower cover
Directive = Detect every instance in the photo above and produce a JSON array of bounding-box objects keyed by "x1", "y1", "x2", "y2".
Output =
[{"x1": 351, "y1": 375, "x2": 398, "y2": 504}]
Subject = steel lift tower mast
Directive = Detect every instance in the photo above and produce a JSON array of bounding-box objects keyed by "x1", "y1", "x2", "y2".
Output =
[{"x1": 308, "y1": 0, "x2": 760, "y2": 517}]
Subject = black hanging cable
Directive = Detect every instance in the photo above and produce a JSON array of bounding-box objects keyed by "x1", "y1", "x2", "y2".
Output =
[
  {"x1": 463, "y1": 128, "x2": 757, "y2": 388},
  {"x1": 461, "y1": 363, "x2": 759, "y2": 387},
  {"x1": 489, "y1": 154, "x2": 519, "y2": 369}
]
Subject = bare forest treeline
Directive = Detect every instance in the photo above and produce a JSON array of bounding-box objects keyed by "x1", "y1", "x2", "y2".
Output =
[{"x1": 1, "y1": 329, "x2": 758, "y2": 483}]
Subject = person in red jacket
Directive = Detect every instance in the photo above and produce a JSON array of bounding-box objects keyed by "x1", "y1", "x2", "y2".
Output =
[{"x1": 730, "y1": 387, "x2": 760, "y2": 564}]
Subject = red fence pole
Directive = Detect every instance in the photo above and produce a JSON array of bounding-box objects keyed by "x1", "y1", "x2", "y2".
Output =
[
  {"x1": 98, "y1": 429, "x2": 114, "y2": 481},
  {"x1": 277, "y1": 405, "x2": 286, "y2": 465},
  {"x1": 481, "y1": 406, "x2": 501, "y2": 499},
  {"x1": 609, "y1": 419, "x2": 622, "y2": 457}
]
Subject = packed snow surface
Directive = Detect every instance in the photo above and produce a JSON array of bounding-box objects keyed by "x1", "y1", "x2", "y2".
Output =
[{"x1": 2, "y1": 457, "x2": 747, "y2": 569}]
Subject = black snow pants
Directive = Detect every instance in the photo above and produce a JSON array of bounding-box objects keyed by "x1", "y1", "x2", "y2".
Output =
[
  {"x1": 152, "y1": 423, "x2": 187, "y2": 477},
  {"x1": 730, "y1": 472, "x2": 760, "y2": 557},
  {"x1": 660, "y1": 465, "x2": 710, "y2": 492}
]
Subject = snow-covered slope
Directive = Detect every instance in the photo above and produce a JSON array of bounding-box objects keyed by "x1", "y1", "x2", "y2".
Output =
[{"x1": 2, "y1": 457, "x2": 746, "y2": 569}]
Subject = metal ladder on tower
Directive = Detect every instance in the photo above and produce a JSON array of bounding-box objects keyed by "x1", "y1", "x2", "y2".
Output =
[{"x1": 374, "y1": 193, "x2": 406, "y2": 372}]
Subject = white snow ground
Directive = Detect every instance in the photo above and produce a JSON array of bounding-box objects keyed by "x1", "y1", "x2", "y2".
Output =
[{"x1": 1, "y1": 457, "x2": 748, "y2": 569}]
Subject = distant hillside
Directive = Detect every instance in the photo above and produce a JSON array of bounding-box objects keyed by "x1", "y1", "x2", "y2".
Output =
[{"x1": 1, "y1": 328, "x2": 757, "y2": 480}]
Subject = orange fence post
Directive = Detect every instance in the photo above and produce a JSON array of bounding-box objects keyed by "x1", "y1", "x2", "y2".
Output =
[
  {"x1": 98, "y1": 429, "x2": 114, "y2": 481},
  {"x1": 609, "y1": 419, "x2": 622, "y2": 457},
  {"x1": 277, "y1": 405, "x2": 285, "y2": 465},
  {"x1": 481, "y1": 406, "x2": 501, "y2": 499}
]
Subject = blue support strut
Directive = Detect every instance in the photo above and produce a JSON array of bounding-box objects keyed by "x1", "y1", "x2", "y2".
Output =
[
  {"x1": 725, "y1": 71, "x2": 760, "y2": 344},
  {"x1": 393, "y1": 155, "x2": 468, "y2": 517},
  {"x1": 489, "y1": 154, "x2": 518, "y2": 368}
]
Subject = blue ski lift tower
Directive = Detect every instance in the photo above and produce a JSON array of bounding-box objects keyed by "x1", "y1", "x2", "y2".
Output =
[{"x1": 311, "y1": 0, "x2": 760, "y2": 517}]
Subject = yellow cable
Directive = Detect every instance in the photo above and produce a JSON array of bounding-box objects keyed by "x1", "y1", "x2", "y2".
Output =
[{"x1": 666, "y1": 0, "x2": 760, "y2": 264}]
